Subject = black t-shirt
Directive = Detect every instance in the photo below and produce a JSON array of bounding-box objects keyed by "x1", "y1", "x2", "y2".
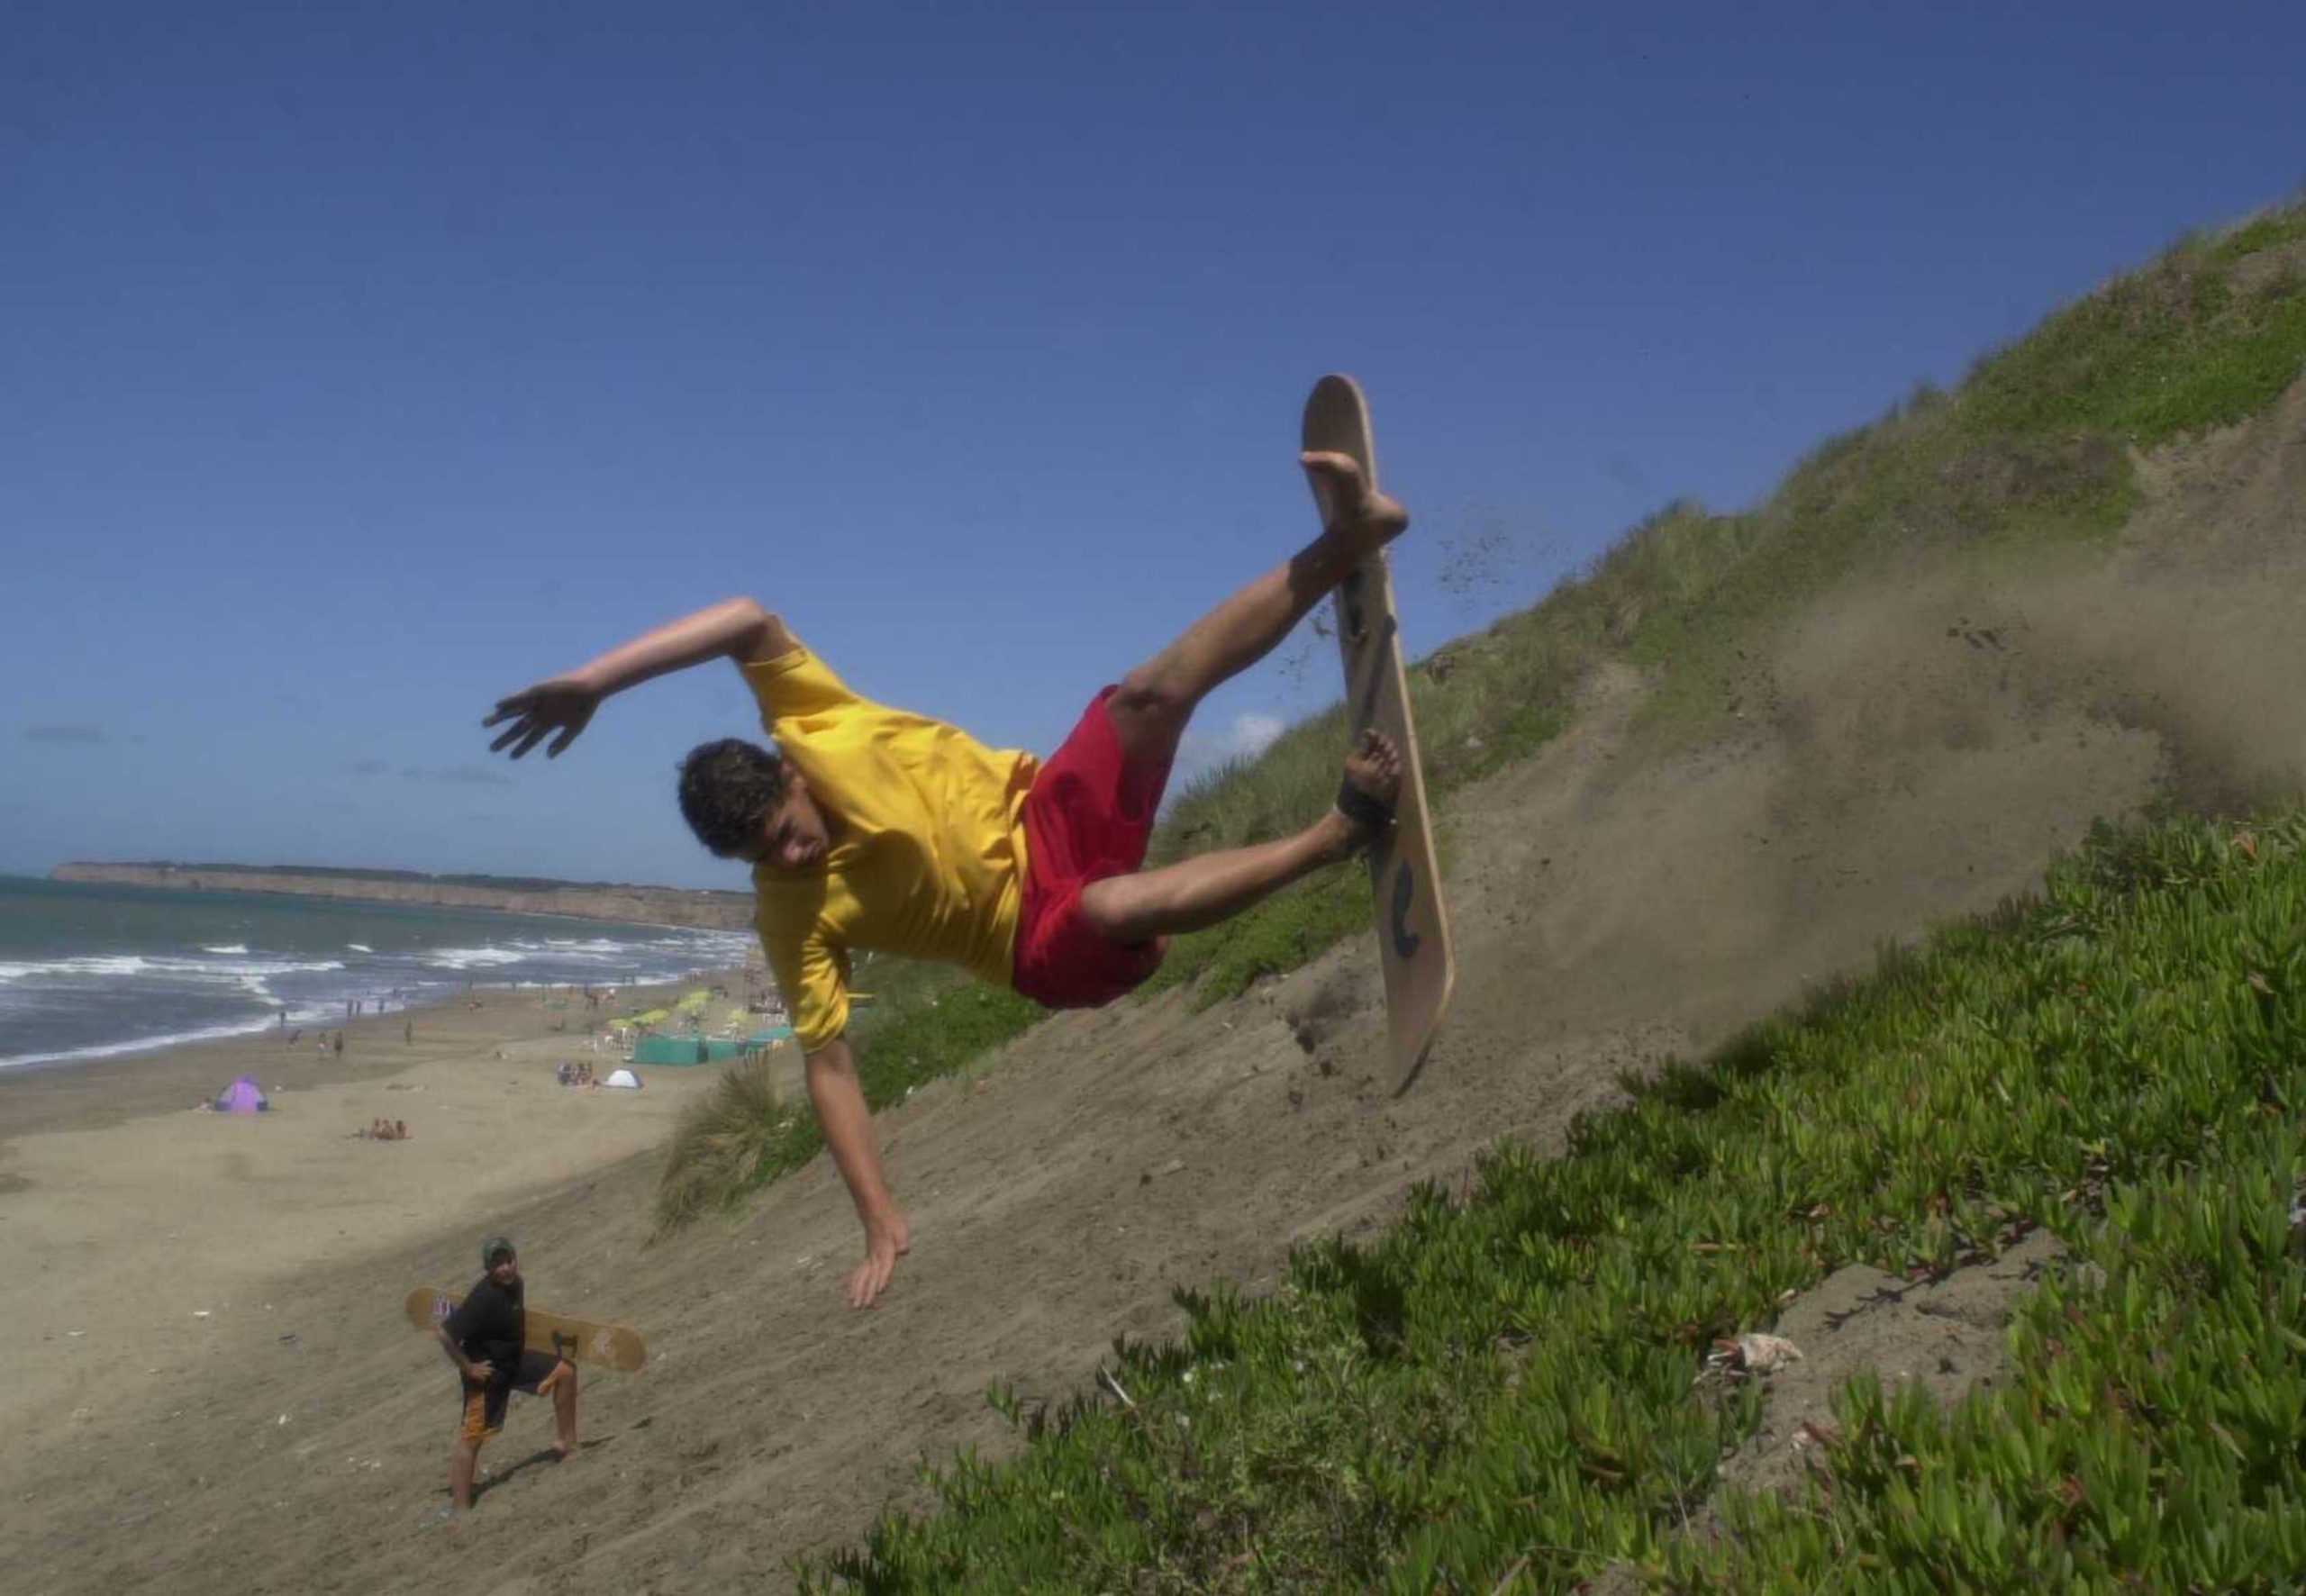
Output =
[{"x1": 443, "y1": 1275, "x2": 524, "y2": 1374}]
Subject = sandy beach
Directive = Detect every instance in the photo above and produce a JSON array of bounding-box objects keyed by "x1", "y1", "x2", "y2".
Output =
[{"x1": 0, "y1": 975, "x2": 751, "y2": 1473}]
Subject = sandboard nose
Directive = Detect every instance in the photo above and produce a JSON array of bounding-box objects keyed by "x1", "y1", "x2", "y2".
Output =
[
  {"x1": 1301, "y1": 374, "x2": 1379, "y2": 531},
  {"x1": 1301, "y1": 374, "x2": 1375, "y2": 464}
]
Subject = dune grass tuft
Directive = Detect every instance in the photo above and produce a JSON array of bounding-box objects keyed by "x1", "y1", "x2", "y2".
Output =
[{"x1": 653, "y1": 1048, "x2": 803, "y2": 1234}]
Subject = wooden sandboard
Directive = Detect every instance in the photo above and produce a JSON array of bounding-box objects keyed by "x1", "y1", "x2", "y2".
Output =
[
  {"x1": 1302, "y1": 374, "x2": 1457, "y2": 1094},
  {"x1": 406, "y1": 1285, "x2": 648, "y2": 1374}
]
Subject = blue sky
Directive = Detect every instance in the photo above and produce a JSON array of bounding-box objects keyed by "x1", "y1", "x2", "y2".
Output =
[{"x1": 5, "y1": 2, "x2": 2302, "y2": 889}]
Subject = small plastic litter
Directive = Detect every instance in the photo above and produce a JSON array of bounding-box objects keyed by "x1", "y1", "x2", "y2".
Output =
[
  {"x1": 1735, "y1": 1333, "x2": 1804, "y2": 1374},
  {"x1": 1707, "y1": 1331, "x2": 1804, "y2": 1378}
]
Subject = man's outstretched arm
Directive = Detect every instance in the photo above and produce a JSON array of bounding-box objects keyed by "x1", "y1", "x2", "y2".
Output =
[
  {"x1": 804, "y1": 1035, "x2": 911, "y2": 1310},
  {"x1": 485, "y1": 596, "x2": 795, "y2": 759}
]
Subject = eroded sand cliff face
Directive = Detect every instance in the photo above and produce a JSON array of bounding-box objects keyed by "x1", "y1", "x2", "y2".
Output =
[{"x1": 49, "y1": 862, "x2": 755, "y2": 930}]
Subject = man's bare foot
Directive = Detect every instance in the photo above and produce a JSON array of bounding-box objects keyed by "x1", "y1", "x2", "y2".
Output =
[
  {"x1": 553, "y1": 1439, "x2": 576, "y2": 1460},
  {"x1": 1301, "y1": 450, "x2": 1410, "y2": 558},
  {"x1": 1322, "y1": 730, "x2": 1403, "y2": 859}
]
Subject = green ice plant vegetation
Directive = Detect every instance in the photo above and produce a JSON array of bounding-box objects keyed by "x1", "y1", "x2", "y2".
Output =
[{"x1": 802, "y1": 812, "x2": 2306, "y2": 1591}]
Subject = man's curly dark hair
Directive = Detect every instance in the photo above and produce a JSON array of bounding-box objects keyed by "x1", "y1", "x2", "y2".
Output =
[{"x1": 677, "y1": 739, "x2": 789, "y2": 857}]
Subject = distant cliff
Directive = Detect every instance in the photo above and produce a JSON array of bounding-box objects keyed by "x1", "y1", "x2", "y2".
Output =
[{"x1": 50, "y1": 862, "x2": 756, "y2": 931}]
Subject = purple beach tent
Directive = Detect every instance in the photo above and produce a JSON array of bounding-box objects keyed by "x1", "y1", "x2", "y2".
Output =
[{"x1": 215, "y1": 1076, "x2": 268, "y2": 1114}]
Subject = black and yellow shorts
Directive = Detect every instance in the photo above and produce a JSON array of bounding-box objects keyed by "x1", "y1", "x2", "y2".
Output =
[{"x1": 458, "y1": 1351, "x2": 570, "y2": 1443}]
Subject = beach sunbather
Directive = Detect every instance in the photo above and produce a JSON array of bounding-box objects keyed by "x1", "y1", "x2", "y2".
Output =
[
  {"x1": 432, "y1": 1238, "x2": 576, "y2": 1513},
  {"x1": 486, "y1": 440, "x2": 1410, "y2": 1309}
]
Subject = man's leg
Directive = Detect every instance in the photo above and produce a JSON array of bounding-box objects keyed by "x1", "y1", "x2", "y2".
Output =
[
  {"x1": 450, "y1": 1436, "x2": 481, "y2": 1511},
  {"x1": 550, "y1": 1363, "x2": 578, "y2": 1457},
  {"x1": 1079, "y1": 731, "x2": 1402, "y2": 942},
  {"x1": 1102, "y1": 452, "x2": 1408, "y2": 767}
]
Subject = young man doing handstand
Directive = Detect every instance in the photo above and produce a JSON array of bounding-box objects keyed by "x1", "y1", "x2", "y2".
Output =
[{"x1": 486, "y1": 449, "x2": 1409, "y2": 1308}]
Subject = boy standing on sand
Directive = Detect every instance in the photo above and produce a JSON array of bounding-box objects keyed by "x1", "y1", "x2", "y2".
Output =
[
  {"x1": 433, "y1": 1238, "x2": 577, "y2": 1512},
  {"x1": 486, "y1": 445, "x2": 1411, "y2": 1310}
]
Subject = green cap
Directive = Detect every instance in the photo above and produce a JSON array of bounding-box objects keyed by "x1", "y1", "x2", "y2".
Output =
[{"x1": 481, "y1": 1235, "x2": 516, "y2": 1265}]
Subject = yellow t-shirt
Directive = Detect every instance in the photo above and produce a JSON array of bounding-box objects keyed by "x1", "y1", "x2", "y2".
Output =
[{"x1": 743, "y1": 643, "x2": 1037, "y2": 1051}]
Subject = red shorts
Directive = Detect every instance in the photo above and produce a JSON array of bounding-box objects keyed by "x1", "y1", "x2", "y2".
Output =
[{"x1": 1012, "y1": 687, "x2": 1174, "y2": 1008}]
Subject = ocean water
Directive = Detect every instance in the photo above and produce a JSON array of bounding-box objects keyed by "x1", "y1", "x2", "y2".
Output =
[{"x1": 0, "y1": 876, "x2": 758, "y2": 1069}]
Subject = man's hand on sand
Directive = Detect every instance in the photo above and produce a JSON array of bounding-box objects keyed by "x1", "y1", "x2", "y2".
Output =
[
  {"x1": 846, "y1": 1212, "x2": 910, "y2": 1310},
  {"x1": 485, "y1": 676, "x2": 601, "y2": 760}
]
